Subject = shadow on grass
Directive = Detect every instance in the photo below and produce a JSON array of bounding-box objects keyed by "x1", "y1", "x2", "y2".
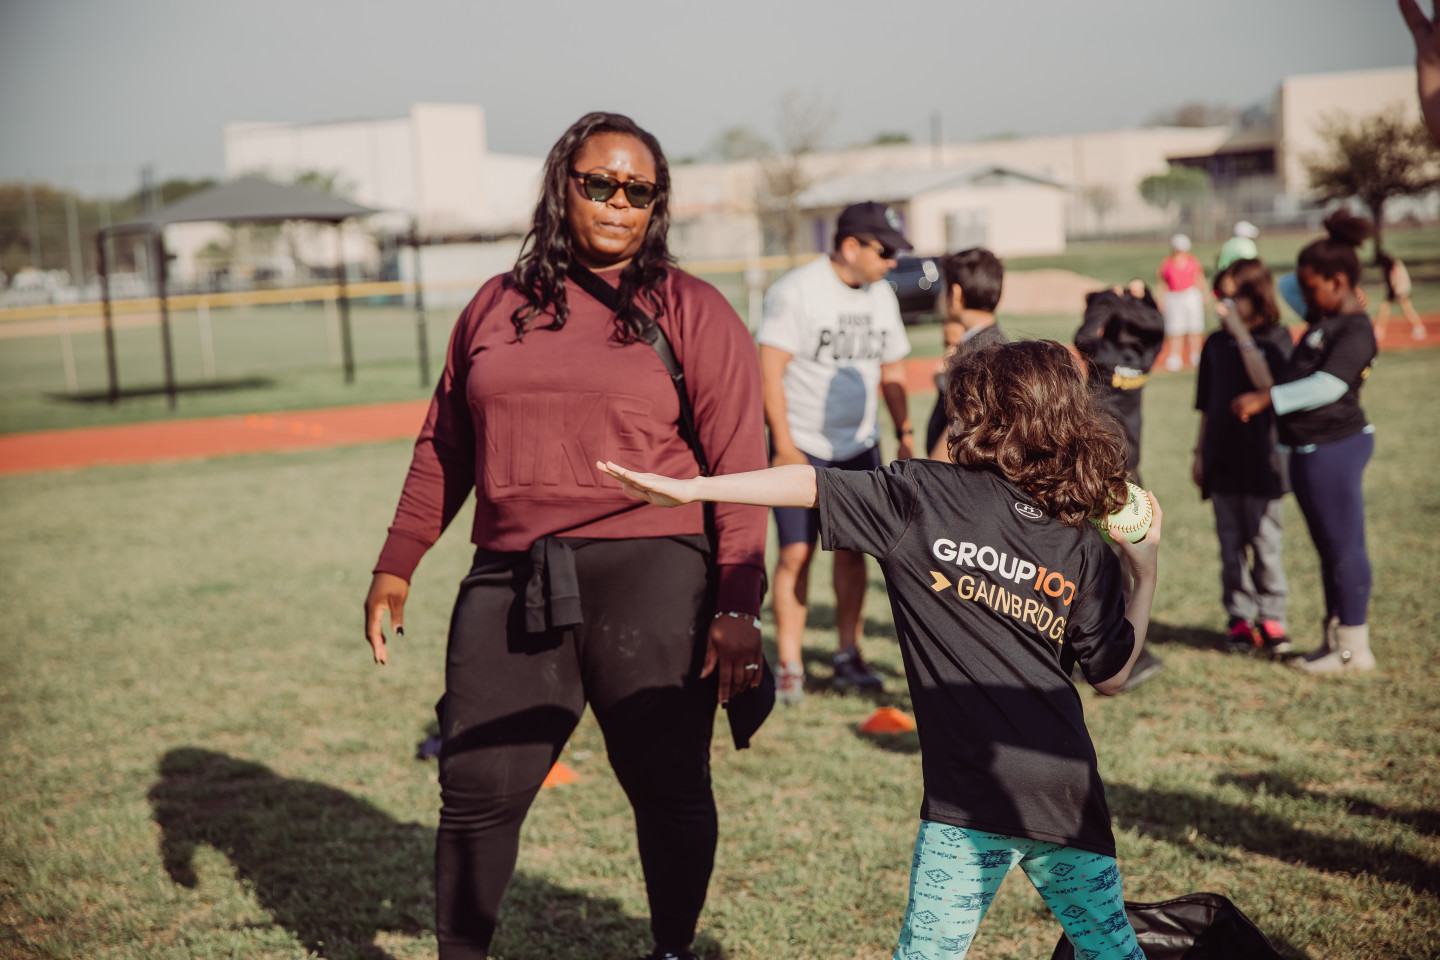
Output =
[
  {"x1": 1215, "y1": 771, "x2": 1440, "y2": 838},
  {"x1": 801, "y1": 600, "x2": 899, "y2": 642},
  {"x1": 53, "y1": 376, "x2": 275, "y2": 403},
  {"x1": 1109, "y1": 781, "x2": 1440, "y2": 900},
  {"x1": 857, "y1": 729, "x2": 921, "y2": 754},
  {"x1": 1147, "y1": 620, "x2": 1227, "y2": 653},
  {"x1": 149, "y1": 747, "x2": 724, "y2": 960}
]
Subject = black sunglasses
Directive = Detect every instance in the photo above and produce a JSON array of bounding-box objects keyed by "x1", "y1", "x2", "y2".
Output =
[
  {"x1": 861, "y1": 238, "x2": 897, "y2": 260},
  {"x1": 569, "y1": 171, "x2": 660, "y2": 209}
]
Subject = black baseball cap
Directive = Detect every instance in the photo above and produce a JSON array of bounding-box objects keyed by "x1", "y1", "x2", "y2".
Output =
[{"x1": 836, "y1": 201, "x2": 911, "y2": 254}]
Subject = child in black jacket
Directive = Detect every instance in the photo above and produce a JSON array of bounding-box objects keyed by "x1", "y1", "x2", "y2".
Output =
[{"x1": 1074, "y1": 281, "x2": 1166, "y2": 483}]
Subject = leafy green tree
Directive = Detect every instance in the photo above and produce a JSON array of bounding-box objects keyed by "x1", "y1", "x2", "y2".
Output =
[
  {"x1": 1303, "y1": 105, "x2": 1440, "y2": 258},
  {"x1": 1138, "y1": 165, "x2": 1212, "y2": 223},
  {"x1": 124, "y1": 177, "x2": 217, "y2": 209},
  {"x1": 0, "y1": 182, "x2": 140, "y2": 280}
]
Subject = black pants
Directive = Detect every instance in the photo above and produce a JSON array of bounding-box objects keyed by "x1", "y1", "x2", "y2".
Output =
[{"x1": 435, "y1": 536, "x2": 718, "y2": 959}]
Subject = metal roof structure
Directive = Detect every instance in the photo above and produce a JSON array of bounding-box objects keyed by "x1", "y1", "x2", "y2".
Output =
[
  {"x1": 98, "y1": 178, "x2": 381, "y2": 405},
  {"x1": 108, "y1": 176, "x2": 378, "y2": 232}
]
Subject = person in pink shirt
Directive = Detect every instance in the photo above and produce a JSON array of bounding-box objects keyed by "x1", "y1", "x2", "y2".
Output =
[{"x1": 1158, "y1": 234, "x2": 1207, "y2": 371}]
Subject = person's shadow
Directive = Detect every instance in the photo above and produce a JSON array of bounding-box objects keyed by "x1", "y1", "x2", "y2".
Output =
[{"x1": 148, "y1": 747, "x2": 676, "y2": 960}]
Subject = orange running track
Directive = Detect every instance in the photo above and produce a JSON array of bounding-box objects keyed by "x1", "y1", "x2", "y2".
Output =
[
  {"x1": 0, "y1": 401, "x2": 429, "y2": 477},
  {"x1": 1, "y1": 317, "x2": 1433, "y2": 478}
]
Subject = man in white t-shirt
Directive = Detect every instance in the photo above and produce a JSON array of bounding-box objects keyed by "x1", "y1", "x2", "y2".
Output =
[{"x1": 756, "y1": 201, "x2": 914, "y2": 701}]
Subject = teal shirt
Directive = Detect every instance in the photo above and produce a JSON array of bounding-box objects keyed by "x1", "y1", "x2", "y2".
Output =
[{"x1": 1217, "y1": 236, "x2": 1259, "y2": 270}]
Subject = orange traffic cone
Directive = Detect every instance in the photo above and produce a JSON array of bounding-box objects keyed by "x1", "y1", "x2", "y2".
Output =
[
  {"x1": 541, "y1": 762, "x2": 579, "y2": 788},
  {"x1": 859, "y1": 706, "x2": 916, "y2": 734}
]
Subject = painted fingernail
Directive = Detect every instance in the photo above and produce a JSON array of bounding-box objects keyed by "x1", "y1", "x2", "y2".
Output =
[{"x1": 395, "y1": 626, "x2": 404, "y2": 636}]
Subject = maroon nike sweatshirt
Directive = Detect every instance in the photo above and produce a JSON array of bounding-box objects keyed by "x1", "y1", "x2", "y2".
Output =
[{"x1": 374, "y1": 267, "x2": 768, "y2": 614}]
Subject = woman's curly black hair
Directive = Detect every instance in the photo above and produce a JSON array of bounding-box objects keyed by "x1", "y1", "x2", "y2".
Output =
[
  {"x1": 507, "y1": 111, "x2": 675, "y2": 342},
  {"x1": 945, "y1": 339, "x2": 1130, "y2": 526}
]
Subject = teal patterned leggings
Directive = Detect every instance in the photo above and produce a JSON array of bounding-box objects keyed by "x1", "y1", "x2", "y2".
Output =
[{"x1": 893, "y1": 821, "x2": 1143, "y2": 960}]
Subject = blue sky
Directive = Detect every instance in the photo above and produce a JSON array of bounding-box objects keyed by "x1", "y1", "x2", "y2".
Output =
[{"x1": 0, "y1": 0, "x2": 1414, "y2": 191}]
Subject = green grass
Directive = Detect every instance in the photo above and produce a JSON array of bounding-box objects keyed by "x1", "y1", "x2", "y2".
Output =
[
  {"x1": 1007, "y1": 225, "x2": 1440, "y2": 314},
  {"x1": 5, "y1": 225, "x2": 1439, "y2": 436},
  {"x1": 3, "y1": 338, "x2": 1439, "y2": 958}
]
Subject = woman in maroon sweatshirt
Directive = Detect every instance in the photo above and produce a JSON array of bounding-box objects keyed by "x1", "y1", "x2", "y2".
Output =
[{"x1": 363, "y1": 113, "x2": 768, "y2": 960}]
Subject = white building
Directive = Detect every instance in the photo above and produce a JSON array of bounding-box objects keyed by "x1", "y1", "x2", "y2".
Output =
[
  {"x1": 172, "y1": 65, "x2": 1418, "y2": 294},
  {"x1": 795, "y1": 164, "x2": 1070, "y2": 257},
  {"x1": 223, "y1": 103, "x2": 540, "y2": 237},
  {"x1": 208, "y1": 104, "x2": 541, "y2": 301}
]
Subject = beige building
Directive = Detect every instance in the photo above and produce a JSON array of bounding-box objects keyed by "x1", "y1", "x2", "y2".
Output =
[
  {"x1": 669, "y1": 160, "x2": 766, "y2": 261},
  {"x1": 794, "y1": 164, "x2": 1070, "y2": 257},
  {"x1": 666, "y1": 127, "x2": 1237, "y2": 259},
  {"x1": 211, "y1": 104, "x2": 541, "y2": 302},
  {"x1": 1278, "y1": 66, "x2": 1419, "y2": 193},
  {"x1": 223, "y1": 103, "x2": 541, "y2": 236},
  {"x1": 178, "y1": 64, "x2": 1419, "y2": 292}
]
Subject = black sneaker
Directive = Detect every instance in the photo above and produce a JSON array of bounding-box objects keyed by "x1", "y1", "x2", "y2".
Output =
[
  {"x1": 1224, "y1": 618, "x2": 1260, "y2": 654},
  {"x1": 415, "y1": 735, "x2": 442, "y2": 761},
  {"x1": 636, "y1": 949, "x2": 697, "y2": 960},
  {"x1": 1118, "y1": 648, "x2": 1165, "y2": 693},
  {"x1": 832, "y1": 648, "x2": 884, "y2": 691}
]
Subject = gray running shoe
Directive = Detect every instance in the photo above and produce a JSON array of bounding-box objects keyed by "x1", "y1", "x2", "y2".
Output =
[
  {"x1": 1117, "y1": 648, "x2": 1165, "y2": 693},
  {"x1": 776, "y1": 661, "x2": 806, "y2": 705},
  {"x1": 832, "y1": 648, "x2": 884, "y2": 691}
]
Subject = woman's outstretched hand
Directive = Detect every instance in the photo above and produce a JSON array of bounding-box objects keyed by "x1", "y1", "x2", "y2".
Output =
[{"x1": 597, "y1": 461, "x2": 698, "y2": 507}]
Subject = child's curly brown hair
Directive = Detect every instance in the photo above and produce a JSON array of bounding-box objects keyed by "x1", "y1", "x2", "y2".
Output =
[{"x1": 944, "y1": 339, "x2": 1130, "y2": 526}]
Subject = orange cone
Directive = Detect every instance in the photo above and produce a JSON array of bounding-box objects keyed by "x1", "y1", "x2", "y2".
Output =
[
  {"x1": 541, "y1": 762, "x2": 579, "y2": 788},
  {"x1": 859, "y1": 706, "x2": 916, "y2": 734}
]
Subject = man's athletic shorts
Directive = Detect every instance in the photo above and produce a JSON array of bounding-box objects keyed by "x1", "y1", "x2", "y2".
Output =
[{"x1": 773, "y1": 445, "x2": 883, "y2": 547}]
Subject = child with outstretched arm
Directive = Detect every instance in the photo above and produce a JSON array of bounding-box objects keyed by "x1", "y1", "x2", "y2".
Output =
[{"x1": 598, "y1": 339, "x2": 1161, "y2": 960}]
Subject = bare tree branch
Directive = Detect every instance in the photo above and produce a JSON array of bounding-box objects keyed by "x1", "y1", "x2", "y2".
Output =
[{"x1": 758, "y1": 90, "x2": 836, "y2": 257}]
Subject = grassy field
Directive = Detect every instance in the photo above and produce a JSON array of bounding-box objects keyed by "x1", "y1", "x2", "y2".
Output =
[
  {"x1": 1007, "y1": 226, "x2": 1440, "y2": 313},
  {"x1": 3, "y1": 226, "x2": 1437, "y2": 435},
  {"x1": 2, "y1": 328, "x2": 1439, "y2": 958}
]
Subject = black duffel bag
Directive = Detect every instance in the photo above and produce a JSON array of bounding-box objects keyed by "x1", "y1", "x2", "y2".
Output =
[{"x1": 1050, "y1": 892, "x2": 1284, "y2": 959}]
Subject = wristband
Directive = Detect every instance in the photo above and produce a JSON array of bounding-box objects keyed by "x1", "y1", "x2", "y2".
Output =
[
  {"x1": 1239, "y1": 340, "x2": 1258, "y2": 352},
  {"x1": 896, "y1": 427, "x2": 914, "y2": 439},
  {"x1": 714, "y1": 611, "x2": 762, "y2": 630}
]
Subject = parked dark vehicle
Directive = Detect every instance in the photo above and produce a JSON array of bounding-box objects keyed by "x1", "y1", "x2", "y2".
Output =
[{"x1": 886, "y1": 255, "x2": 942, "y2": 324}]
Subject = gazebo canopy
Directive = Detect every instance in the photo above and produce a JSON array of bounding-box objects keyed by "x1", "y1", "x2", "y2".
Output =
[
  {"x1": 108, "y1": 176, "x2": 378, "y2": 233},
  {"x1": 97, "y1": 177, "x2": 382, "y2": 405}
]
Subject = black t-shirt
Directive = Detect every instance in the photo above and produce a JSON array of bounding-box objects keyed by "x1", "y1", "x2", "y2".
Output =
[
  {"x1": 1277, "y1": 312, "x2": 1375, "y2": 447},
  {"x1": 1195, "y1": 324, "x2": 1293, "y2": 499},
  {"x1": 1075, "y1": 291, "x2": 1166, "y2": 476},
  {"x1": 926, "y1": 324, "x2": 1008, "y2": 454},
  {"x1": 816, "y1": 460, "x2": 1135, "y2": 857}
]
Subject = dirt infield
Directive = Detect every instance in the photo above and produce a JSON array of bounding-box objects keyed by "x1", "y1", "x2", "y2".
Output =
[{"x1": 1, "y1": 318, "x2": 1433, "y2": 478}]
